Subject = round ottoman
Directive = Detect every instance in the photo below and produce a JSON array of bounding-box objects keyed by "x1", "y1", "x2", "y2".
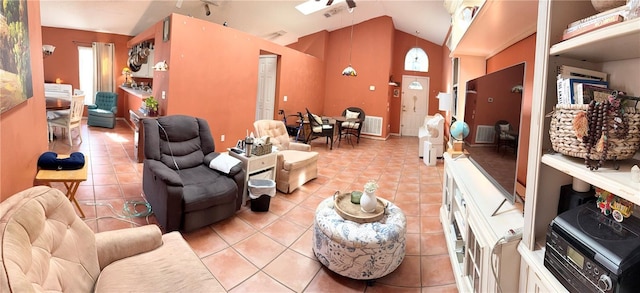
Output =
[{"x1": 312, "y1": 196, "x2": 406, "y2": 280}]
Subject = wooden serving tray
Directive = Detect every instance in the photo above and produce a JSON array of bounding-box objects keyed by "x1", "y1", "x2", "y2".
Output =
[{"x1": 334, "y1": 192, "x2": 385, "y2": 223}]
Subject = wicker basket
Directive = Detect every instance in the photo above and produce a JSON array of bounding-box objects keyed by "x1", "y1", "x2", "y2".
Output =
[
  {"x1": 549, "y1": 104, "x2": 640, "y2": 160},
  {"x1": 251, "y1": 143, "x2": 272, "y2": 156}
]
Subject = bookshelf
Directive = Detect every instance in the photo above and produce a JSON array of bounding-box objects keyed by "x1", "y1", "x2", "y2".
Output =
[{"x1": 518, "y1": 1, "x2": 640, "y2": 292}]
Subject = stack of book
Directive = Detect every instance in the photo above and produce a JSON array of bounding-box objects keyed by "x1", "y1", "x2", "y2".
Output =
[
  {"x1": 556, "y1": 65, "x2": 613, "y2": 105},
  {"x1": 562, "y1": 5, "x2": 626, "y2": 40}
]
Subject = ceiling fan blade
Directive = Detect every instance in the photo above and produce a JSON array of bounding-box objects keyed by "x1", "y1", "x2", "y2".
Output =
[
  {"x1": 326, "y1": 0, "x2": 334, "y2": 6},
  {"x1": 176, "y1": 0, "x2": 183, "y2": 8},
  {"x1": 346, "y1": 0, "x2": 356, "y2": 9}
]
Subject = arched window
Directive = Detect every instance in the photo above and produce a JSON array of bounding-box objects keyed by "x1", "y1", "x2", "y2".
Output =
[{"x1": 404, "y1": 47, "x2": 428, "y2": 72}]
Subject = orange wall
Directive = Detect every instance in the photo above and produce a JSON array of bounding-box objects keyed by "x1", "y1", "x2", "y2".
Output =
[
  {"x1": 41, "y1": 27, "x2": 132, "y2": 117},
  {"x1": 486, "y1": 33, "x2": 536, "y2": 188},
  {"x1": 162, "y1": 14, "x2": 325, "y2": 150},
  {"x1": 389, "y1": 30, "x2": 445, "y2": 134},
  {"x1": 287, "y1": 30, "x2": 330, "y2": 61},
  {"x1": 0, "y1": 1, "x2": 49, "y2": 200}
]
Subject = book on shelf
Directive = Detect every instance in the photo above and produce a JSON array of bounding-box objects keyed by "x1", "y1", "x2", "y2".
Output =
[
  {"x1": 566, "y1": 5, "x2": 627, "y2": 29},
  {"x1": 582, "y1": 84, "x2": 616, "y2": 104},
  {"x1": 562, "y1": 14, "x2": 624, "y2": 41},
  {"x1": 556, "y1": 75, "x2": 609, "y2": 104}
]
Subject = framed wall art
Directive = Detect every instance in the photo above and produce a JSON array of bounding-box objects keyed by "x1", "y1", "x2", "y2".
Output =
[{"x1": 1, "y1": 0, "x2": 34, "y2": 113}]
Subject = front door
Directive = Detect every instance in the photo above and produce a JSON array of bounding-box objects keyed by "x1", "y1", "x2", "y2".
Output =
[
  {"x1": 400, "y1": 75, "x2": 429, "y2": 136},
  {"x1": 255, "y1": 55, "x2": 277, "y2": 121}
]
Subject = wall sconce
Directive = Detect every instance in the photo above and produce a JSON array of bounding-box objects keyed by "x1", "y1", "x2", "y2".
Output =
[
  {"x1": 153, "y1": 61, "x2": 169, "y2": 71},
  {"x1": 511, "y1": 85, "x2": 523, "y2": 93},
  {"x1": 42, "y1": 45, "x2": 55, "y2": 57},
  {"x1": 437, "y1": 92, "x2": 452, "y2": 112}
]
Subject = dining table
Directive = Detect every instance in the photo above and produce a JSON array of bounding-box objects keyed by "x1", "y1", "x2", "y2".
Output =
[{"x1": 46, "y1": 97, "x2": 71, "y2": 110}]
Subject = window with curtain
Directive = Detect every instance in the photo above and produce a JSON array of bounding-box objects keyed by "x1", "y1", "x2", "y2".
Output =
[
  {"x1": 404, "y1": 47, "x2": 429, "y2": 72},
  {"x1": 78, "y1": 46, "x2": 94, "y2": 104}
]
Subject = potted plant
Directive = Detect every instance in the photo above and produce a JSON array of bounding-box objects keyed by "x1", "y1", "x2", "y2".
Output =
[{"x1": 145, "y1": 96, "x2": 159, "y2": 116}]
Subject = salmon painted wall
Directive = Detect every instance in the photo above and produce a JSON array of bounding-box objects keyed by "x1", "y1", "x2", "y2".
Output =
[
  {"x1": 287, "y1": 30, "x2": 330, "y2": 61},
  {"x1": 41, "y1": 27, "x2": 132, "y2": 117},
  {"x1": 163, "y1": 14, "x2": 325, "y2": 150},
  {"x1": 323, "y1": 16, "x2": 394, "y2": 137},
  {"x1": 441, "y1": 45, "x2": 453, "y2": 142},
  {"x1": 486, "y1": 33, "x2": 536, "y2": 189},
  {"x1": 389, "y1": 30, "x2": 444, "y2": 134},
  {"x1": 0, "y1": 1, "x2": 49, "y2": 200}
]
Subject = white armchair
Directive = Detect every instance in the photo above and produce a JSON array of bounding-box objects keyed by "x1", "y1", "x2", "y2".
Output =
[{"x1": 418, "y1": 114, "x2": 444, "y2": 158}]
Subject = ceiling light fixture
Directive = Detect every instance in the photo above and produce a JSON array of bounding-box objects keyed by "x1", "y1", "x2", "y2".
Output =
[
  {"x1": 342, "y1": 9, "x2": 356, "y2": 77},
  {"x1": 296, "y1": 0, "x2": 346, "y2": 15}
]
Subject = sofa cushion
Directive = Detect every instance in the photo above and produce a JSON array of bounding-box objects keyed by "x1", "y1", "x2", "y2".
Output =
[
  {"x1": 94, "y1": 232, "x2": 225, "y2": 292},
  {"x1": 88, "y1": 108, "x2": 115, "y2": 117}
]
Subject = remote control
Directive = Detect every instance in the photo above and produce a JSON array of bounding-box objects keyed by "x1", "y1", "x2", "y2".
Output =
[{"x1": 230, "y1": 148, "x2": 243, "y2": 154}]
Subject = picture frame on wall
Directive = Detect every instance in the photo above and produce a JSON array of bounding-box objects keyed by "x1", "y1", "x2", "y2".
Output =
[
  {"x1": 393, "y1": 89, "x2": 400, "y2": 98},
  {"x1": 163, "y1": 17, "x2": 170, "y2": 42}
]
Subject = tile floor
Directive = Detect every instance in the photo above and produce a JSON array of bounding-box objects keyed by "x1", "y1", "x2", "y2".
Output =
[{"x1": 47, "y1": 119, "x2": 458, "y2": 293}]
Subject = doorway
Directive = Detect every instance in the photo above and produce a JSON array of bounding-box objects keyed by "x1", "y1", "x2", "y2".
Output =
[
  {"x1": 400, "y1": 75, "x2": 429, "y2": 136},
  {"x1": 256, "y1": 55, "x2": 277, "y2": 121}
]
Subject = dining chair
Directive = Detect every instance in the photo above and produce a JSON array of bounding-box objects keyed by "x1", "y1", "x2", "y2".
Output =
[
  {"x1": 305, "y1": 108, "x2": 335, "y2": 150},
  {"x1": 495, "y1": 120, "x2": 517, "y2": 154},
  {"x1": 48, "y1": 95, "x2": 85, "y2": 145},
  {"x1": 340, "y1": 107, "x2": 366, "y2": 144}
]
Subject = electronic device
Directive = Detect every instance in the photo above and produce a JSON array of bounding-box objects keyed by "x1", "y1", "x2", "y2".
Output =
[
  {"x1": 544, "y1": 203, "x2": 640, "y2": 293},
  {"x1": 557, "y1": 184, "x2": 595, "y2": 214}
]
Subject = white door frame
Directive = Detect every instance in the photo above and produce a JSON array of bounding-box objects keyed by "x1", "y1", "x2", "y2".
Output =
[
  {"x1": 256, "y1": 55, "x2": 277, "y2": 121},
  {"x1": 400, "y1": 75, "x2": 429, "y2": 136}
]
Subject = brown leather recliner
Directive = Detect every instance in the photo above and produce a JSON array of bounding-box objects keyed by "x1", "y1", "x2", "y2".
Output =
[
  {"x1": 143, "y1": 115, "x2": 245, "y2": 232},
  {"x1": 254, "y1": 120, "x2": 319, "y2": 193}
]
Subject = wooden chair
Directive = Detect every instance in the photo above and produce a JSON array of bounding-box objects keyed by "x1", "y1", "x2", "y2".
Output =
[
  {"x1": 48, "y1": 95, "x2": 85, "y2": 145},
  {"x1": 305, "y1": 108, "x2": 334, "y2": 150}
]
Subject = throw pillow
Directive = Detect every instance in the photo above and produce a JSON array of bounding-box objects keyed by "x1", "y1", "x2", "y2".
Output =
[
  {"x1": 209, "y1": 153, "x2": 242, "y2": 174},
  {"x1": 311, "y1": 114, "x2": 323, "y2": 125},
  {"x1": 345, "y1": 109, "x2": 360, "y2": 119},
  {"x1": 500, "y1": 124, "x2": 510, "y2": 133}
]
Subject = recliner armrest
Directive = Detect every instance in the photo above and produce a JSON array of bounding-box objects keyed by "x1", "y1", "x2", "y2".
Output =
[
  {"x1": 87, "y1": 104, "x2": 97, "y2": 109},
  {"x1": 203, "y1": 152, "x2": 242, "y2": 176},
  {"x1": 95, "y1": 225, "x2": 163, "y2": 270},
  {"x1": 288, "y1": 142, "x2": 311, "y2": 151},
  {"x1": 110, "y1": 107, "x2": 117, "y2": 114},
  {"x1": 145, "y1": 160, "x2": 184, "y2": 186}
]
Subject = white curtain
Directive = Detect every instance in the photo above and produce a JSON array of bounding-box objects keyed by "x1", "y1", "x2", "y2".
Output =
[{"x1": 92, "y1": 42, "x2": 115, "y2": 100}]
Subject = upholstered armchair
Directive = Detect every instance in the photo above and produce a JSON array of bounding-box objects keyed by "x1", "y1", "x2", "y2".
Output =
[
  {"x1": 0, "y1": 186, "x2": 224, "y2": 292},
  {"x1": 254, "y1": 120, "x2": 319, "y2": 193},
  {"x1": 87, "y1": 92, "x2": 118, "y2": 128},
  {"x1": 143, "y1": 115, "x2": 244, "y2": 232}
]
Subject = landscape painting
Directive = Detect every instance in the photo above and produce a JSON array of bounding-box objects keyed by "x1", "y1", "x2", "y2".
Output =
[{"x1": 0, "y1": 0, "x2": 33, "y2": 114}]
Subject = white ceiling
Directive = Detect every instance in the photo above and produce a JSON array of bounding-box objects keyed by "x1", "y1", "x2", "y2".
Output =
[{"x1": 40, "y1": 0, "x2": 452, "y2": 46}]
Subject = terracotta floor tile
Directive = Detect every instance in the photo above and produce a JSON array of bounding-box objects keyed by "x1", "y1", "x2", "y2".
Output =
[
  {"x1": 421, "y1": 255, "x2": 456, "y2": 287},
  {"x1": 420, "y1": 203, "x2": 441, "y2": 217},
  {"x1": 268, "y1": 196, "x2": 297, "y2": 216},
  {"x1": 233, "y1": 232, "x2": 286, "y2": 268},
  {"x1": 93, "y1": 184, "x2": 122, "y2": 199},
  {"x1": 405, "y1": 233, "x2": 421, "y2": 256},
  {"x1": 367, "y1": 284, "x2": 422, "y2": 293},
  {"x1": 264, "y1": 249, "x2": 322, "y2": 292},
  {"x1": 304, "y1": 267, "x2": 366, "y2": 293},
  {"x1": 377, "y1": 255, "x2": 421, "y2": 287},
  {"x1": 282, "y1": 205, "x2": 315, "y2": 228},
  {"x1": 202, "y1": 247, "x2": 259, "y2": 290},
  {"x1": 405, "y1": 215, "x2": 421, "y2": 234},
  {"x1": 183, "y1": 226, "x2": 229, "y2": 258},
  {"x1": 421, "y1": 283, "x2": 459, "y2": 293},
  {"x1": 420, "y1": 216, "x2": 444, "y2": 234},
  {"x1": 421, "y1": 232, "x2": 448, "y2": 256},
  {"x1": 289, "y1": 228, "x2": 315, "y2": 259},
  {"x1": 236, "y1": 208, "x2": 279, "y2": 230},
  {"x1": 262, "y1": 218, "x2": 307, "y2": 247},
  {"x1": 211, "y1": 216, "x2": 257, "y2": 245},
  {"x1": 92, "y1": 173, "x2": 119, "y2": 185},
  {"x1": 229, "y1": 271, "x2": 294, "y2": 293}
]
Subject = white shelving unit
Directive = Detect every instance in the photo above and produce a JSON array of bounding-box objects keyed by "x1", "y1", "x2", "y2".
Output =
[{"x1": 518, "y1": 1, "x2": 640, "y2": 292}]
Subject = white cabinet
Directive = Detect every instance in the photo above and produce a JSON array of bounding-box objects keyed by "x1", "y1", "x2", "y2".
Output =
[
  {"x1": 440, "y1": 152, "x2": 524, "y2": 293},
  {"x1": 131, "y1": 49, "x2": 154, "y2": 78},
  {"x1": 519, "y1": 1, "x2": 640, "y2": 291},
  {"x1": 228, "y1": 151, "x2": 277, "y2": 205}
]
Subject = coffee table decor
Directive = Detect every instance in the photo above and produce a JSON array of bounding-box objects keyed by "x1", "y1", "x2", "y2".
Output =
[{"x1": 334, "y1": 191, "x2": 386, "y2": 223}]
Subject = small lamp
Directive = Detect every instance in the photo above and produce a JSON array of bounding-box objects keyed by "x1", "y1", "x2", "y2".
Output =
[{"x1": 122, "y1": 67, "x2": 132, "y2": 87}]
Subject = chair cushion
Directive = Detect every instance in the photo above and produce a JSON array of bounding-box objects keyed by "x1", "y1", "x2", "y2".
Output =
[
  {"x1": 341, "y1": 121, "x2": 359, "y2": 129},
  {"x1": 179, "y1": 166, "x2": 238, "y2": 212},
  {"x1": 88, "y1": 108, "x2": 115, "y2": 118},
  {"x1": 499, "y1": 124, "x2": 510, "y2": 132},
  {"x1": 311, "y1": 114, "x2": 323, "y2": 125},
  {"x1": 280, "y1": 150, "x2": 318, "y2": 171},
  {"x1": 345, "y1": 109, "x2": 360, "y2": 119}
]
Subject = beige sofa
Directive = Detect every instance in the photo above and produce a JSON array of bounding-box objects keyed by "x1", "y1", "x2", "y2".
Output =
[
  {"x1": 0, "y1": 186, "x2": 224, "y2": 292},
  {"x1": 254, "y1": 120, "x2": 319, "y2": 193}
]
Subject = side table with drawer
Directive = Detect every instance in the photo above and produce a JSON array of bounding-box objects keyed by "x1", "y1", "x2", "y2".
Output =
[{"x1": 228, "y1": 151, "x2": 277, "y2": 205}]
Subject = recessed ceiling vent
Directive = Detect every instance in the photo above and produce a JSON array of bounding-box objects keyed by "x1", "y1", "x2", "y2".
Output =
[{"x1": 323, "y1": 7, "x2": 344, "y2": 18}]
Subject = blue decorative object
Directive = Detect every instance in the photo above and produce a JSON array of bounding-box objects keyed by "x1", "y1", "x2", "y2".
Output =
[{"x1": 450, "y1": 120, "x2": 470, "y2": 141}]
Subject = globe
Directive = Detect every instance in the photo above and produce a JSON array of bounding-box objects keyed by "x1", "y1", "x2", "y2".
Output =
[{"x1": 450, "y1": 121, "x2": 470, "y2": 141}]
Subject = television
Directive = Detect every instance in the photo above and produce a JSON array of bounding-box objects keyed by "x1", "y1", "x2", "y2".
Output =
[{"x1": 462, "y1": 63, "x2": 525, "y2": 207}]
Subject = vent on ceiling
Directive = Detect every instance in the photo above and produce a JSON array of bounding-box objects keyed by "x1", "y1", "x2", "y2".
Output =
[{"x1": 323, "y1": 7, "x2": 343, "y2": 18}]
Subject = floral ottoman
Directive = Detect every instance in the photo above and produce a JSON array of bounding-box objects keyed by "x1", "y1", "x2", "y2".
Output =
[{"x1": 312, "y1": 196, "x2": 406, "y2": 280}]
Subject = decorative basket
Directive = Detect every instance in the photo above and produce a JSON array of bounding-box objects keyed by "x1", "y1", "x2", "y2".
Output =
[
  {"x1": 549, "y1": 104, "x2": 640, "y2": 160},
  {"x1": 251, "y1": 143, "x2": 272, "y2": 156}
]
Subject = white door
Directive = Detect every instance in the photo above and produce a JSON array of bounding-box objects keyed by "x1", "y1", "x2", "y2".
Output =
[
  {"x1": 256, "y1": 55, "x2": 277, "y2": 121},
  {"x1": 400, "y1": 75, "x2": 429, "y2": 136}
]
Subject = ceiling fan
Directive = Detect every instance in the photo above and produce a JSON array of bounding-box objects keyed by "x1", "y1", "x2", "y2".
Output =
[{"x1": 319, "y1": 0, "x2": 356, "y2": 9}]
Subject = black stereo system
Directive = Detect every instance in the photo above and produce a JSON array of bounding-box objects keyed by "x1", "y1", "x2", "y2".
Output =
[{"x1": 545, "y1": 203, "x2": 640, "y2": 293}]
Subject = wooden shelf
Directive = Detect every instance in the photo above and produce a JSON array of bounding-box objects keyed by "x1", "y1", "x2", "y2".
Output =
[
  {"x1": 541, "y1": 153, "x2": 640, "y2": 204},
  {"x1": 549, "y1": 18, "x2": 640, "y2": 62},
  {"x1": 517, "y1": 243, "x2": 568, "y2": 293}
]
